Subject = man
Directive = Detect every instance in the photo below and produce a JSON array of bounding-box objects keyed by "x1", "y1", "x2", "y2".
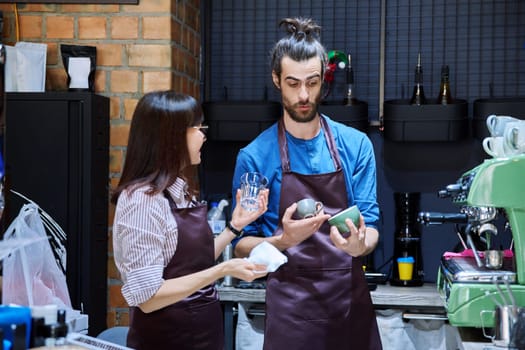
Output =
[{"x1": 232, "y1": 17, "x2": 382, "y2": 349}]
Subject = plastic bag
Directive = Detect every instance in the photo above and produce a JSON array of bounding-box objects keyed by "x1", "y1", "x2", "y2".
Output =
[
  {"x1": 2, "y1": 203, "x2": 72, "y2": 310},
  {"x1": 4, "y1": 42, "x2": 48, "y2": 92}
]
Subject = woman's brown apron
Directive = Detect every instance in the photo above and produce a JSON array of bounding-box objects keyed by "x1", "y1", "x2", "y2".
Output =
[
  {"x1": 127, "y1": 194, "x2": 223, "y2": 350},
  {"x1": 263, "y1": 117, "x2": 382, "y2": 350}
]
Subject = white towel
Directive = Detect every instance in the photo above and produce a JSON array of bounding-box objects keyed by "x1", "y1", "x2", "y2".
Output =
[{"x1": 246, "y1": 241, "x2": 287, "y2": 272}]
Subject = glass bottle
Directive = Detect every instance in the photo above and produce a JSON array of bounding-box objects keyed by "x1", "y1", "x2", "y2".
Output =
[
  {"x1": 436, "y1": 64, "x2": 453, "y2": 105},
  {"x1": 409, "y1": 53, "x2": 427, "y2": 105},
  {"x1": 344, "y1": 54, "x2": 357, "y2": 106}
]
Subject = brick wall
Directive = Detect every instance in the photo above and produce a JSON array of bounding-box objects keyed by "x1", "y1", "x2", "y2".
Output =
[{"x1": 0, "y1": 0, "x2": 201, "y2": 328}]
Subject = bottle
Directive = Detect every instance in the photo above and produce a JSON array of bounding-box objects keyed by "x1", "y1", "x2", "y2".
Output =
[
  {"x1": 207, "y1": 199, "x2": 228, "y2": 235},
  {"x1": 436, "y1": 65, "x2": 453, "y2": 105},
  {"x1": 409, "y1": 53, "x2": 427, "y2": 105},
  {"x1": 344, "y1": 54, "x2": 357, "y2": 106}
]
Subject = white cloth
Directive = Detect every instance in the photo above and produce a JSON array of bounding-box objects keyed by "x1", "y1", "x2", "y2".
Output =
[
  {"x1": 246, "y1": 241, "x2": 287, "y2": 272},
  {"x1": 236, "y1": 303, "x2": 264, "y2": 350},
  {"x1": 235, "y1": 307, "x2": 461, "y2": 350},
  {"x1": 376, "y1": 309, "x2": 460, "y2": 350}
]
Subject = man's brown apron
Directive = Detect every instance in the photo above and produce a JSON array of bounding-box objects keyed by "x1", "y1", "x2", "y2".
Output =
[
  {"x1": 127, "y1": 193, "x2": 223, "y2": 350},
  {"x1": 263, "y1": 117, "x2": 382, "y2": 350}
]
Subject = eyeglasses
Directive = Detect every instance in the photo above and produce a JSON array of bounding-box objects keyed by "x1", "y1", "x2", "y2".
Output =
[{"x1": 191, "y1": 124, "x2": 209, "y2": 135}]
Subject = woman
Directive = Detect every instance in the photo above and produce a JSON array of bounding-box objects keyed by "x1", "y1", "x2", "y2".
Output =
[{"x1": 112, "y1": 91, "x2": 268, "y2": 350}]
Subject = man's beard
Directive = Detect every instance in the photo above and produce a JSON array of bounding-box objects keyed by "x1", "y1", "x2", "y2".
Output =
[{"x1": 283, "y1": 91, "x2": 322, "y2": 123}]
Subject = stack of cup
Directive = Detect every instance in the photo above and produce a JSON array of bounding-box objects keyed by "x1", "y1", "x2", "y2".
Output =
[{"x1": 483, "y1": 115, "x2": 525, "y2": 158}]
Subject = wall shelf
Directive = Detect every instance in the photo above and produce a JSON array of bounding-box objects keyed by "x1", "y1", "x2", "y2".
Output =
[
  {"x1": 382, "y1": 99, "x2": 469, "y2": 142},
  {"x1": 318, "y1": 100, "x2": 369, "y2": 133},
  {"x1": 472, "y1": 97, "x2": 525, "y2": 139},
  {"x1": 202, "y1": 101, "x2": 282, "y2": 141}
]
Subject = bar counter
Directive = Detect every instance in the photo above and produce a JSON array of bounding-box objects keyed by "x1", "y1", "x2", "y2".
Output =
[
  {"x1": 218, "y1": 283, "x2": 446, "y2": 350},
  {"x1": 218, "y1": 283, "x2": 445, "y2": 308}
]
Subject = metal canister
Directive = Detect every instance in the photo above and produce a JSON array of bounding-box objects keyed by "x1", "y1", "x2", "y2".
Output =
[
  {"x1": 222, "y1": 244, "x2": 233, "y2": 287},
  {"x1": 485, "y1": 250, "x2": 503, "y2": 269}
]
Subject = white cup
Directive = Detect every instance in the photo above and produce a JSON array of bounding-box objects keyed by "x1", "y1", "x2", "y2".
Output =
[
  {"x1": 240, "y1": 172, "x2": 268, "y2": 211},
  {"x1": 503, "y1": 121, "x2": 525, "y2": 155},
  {"x1": 486, "y1": 114, "x2": 520, "y2": 137},
  {"x1": 483, "y1": 136, "x2": 507, "y2": 158}
]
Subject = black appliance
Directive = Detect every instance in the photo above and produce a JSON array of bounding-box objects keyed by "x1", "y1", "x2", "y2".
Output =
[{"x1": 390, "y1": 192, "x2": 424, "y2": 286}]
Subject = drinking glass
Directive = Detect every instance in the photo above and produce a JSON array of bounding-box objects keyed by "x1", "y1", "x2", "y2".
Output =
[{"x1": 240, "y1": 172, "x2": 268, "y2": 211}]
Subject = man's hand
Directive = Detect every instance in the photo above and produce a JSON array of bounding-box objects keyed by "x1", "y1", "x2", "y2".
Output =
[
  {"x1": 329, "y1": 214, "x2": 378, "y2": 257},
  {"x1": 276, "y1": 202, "x2": 330, "y2": 250}
]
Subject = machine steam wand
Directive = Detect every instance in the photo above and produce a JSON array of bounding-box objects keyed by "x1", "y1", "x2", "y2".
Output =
[{"x1": 465, "y1": 225, "x2": 483, "y2": 268}]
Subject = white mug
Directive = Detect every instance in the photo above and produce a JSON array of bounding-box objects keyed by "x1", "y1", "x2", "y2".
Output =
[
  {"x1": 483, "y1": 136, "x2": 507, "y2": 158},
  {"x1": 486, "y1": 114, "x2": 521, "y2": 137},
  {"x1": 503, "y1": 121, "x2": 525, "y2": 155}
]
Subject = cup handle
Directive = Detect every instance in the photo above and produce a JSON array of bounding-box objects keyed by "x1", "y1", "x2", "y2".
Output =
[
  {"x1": 486, "y1": 115, "x2": 497, "y2": 135},
  {"x1": 482, "y1": 138, "x2": 496, "y2": 157},
  {"x1": 505, "y1": 127, "x2": 519, "y2": 150},
  {"x1": 315, "y1": 202, "x2": 324, "y2": 214}
]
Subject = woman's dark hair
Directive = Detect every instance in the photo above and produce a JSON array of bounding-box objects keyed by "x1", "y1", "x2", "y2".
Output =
[
  {"x1": 111, "y1": 91, "x2": 203, "y2": 203},
  {"x1": 270, "y1": 17, "x2": 327, "y2": 78}
]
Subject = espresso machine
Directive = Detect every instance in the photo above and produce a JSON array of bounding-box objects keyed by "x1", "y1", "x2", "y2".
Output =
[{"x1": 419, "y1": 154, "x2": 525, "y2": 328}]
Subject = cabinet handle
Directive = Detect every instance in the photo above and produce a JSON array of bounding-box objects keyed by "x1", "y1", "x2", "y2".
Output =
[{"x1": 402, "y1": 312, "x2": 448, "y2": 321}]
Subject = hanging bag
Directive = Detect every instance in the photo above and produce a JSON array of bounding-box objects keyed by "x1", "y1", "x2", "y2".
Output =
[{"x1": 2, "y1": 203, "x2": 72, "y2": 310}]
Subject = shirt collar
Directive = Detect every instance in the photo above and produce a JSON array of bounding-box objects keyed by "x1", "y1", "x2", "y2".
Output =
[{"x1": 166, "y1": 178, "x2": 188, "y2": 205}]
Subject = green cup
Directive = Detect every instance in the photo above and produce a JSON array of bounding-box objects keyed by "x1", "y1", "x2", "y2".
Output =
[{"x1": 328, "y1": 205, "x2": 361, "y2": 233}]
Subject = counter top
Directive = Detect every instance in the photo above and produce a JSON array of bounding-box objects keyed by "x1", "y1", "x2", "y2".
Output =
[
  {"x1": 219, "y1": 284, "x2": 500, "y2": 350},
  {"x1": 218, "y1": 283, "x2": 445, "y2": 309},
  {"x1": 33, "y1": 347, "x2": 87, "y2": 349}
]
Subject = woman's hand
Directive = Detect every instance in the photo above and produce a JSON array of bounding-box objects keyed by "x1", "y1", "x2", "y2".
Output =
[
  {"x1": 230, "y1": 188, "x2": 269, "y2": 230},
  {"x1": 329, "y1": 214, "x2": 369, "y2": 257},
  {"x1": 277, "y1": 202, "x2": 330, "y2": 249},
  {"x1": 222, "y1": 258, "x2": 268, "y2": 282}
]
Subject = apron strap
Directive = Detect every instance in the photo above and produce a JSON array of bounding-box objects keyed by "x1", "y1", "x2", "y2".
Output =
[
  {"x1": 163, "y1": 190, "x2": 177, "y2": 210},
  {"x1": 320, "y1": 116, "x2": 343, "y2": 171},
  {"x1": 277, "y1": 116, "x2": 343, "y2": 173},
  {"x1": 277, "y1": 118, "x2": 291, "y2": 173}
]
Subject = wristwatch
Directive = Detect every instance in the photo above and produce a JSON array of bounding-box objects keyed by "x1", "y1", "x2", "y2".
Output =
[{"x1": 227, "y1": 221, "x2": 244, "y2": 237}]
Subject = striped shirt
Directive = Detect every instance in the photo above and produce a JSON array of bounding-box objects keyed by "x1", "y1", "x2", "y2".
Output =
[{"x1": 112, "y1": 178, "x2": 192, "y2": 307}]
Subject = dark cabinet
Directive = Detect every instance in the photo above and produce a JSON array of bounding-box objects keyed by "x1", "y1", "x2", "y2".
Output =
[{"x1": 3, "y1": 92, "x2": 109, "y2": 336}]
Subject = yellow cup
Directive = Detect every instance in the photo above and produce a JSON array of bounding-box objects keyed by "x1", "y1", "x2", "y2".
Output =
[{"x1": 397, "y1": 256, "x2": 414, "y2": 281}]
